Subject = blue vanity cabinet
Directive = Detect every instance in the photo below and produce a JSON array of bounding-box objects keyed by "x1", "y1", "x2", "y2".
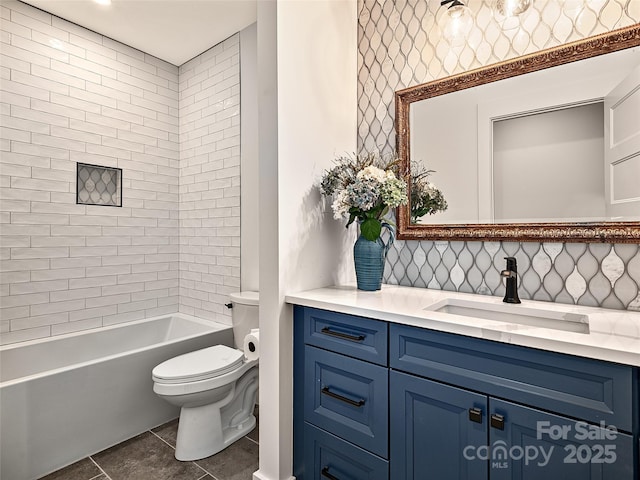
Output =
[
  {"x1": 390, "y1": 369, "x2": 634, "y2": 480},
  {"x1": 389, "y1": 323, "x2": 637, "y2": 480},
  {"x1": 292, "y1": 305, "x2": 638, "y2": 480},
  {"x1": 294, "y1": 306, "x2": 389, "y2": 480}
]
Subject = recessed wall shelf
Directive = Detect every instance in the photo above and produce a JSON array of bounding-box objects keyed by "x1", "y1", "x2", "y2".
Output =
[{"x1": 76, "y1": 163, "x2": 122, "y2": 207}]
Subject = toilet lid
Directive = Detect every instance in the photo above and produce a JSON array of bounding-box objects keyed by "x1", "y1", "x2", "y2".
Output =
[{"x1": 152, "y1": 345, "x2": 244, "y2": 384}]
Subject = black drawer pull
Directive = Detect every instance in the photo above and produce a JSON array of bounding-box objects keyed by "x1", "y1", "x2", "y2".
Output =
[
  {"x1": 468, "y1": 407, "x2": 483, "y2": 423},
  {"x1": 320, "y1": 327, "x2": 365, "y2": 342},
  {"x1": 321, "y1": 386, "x2": 365, "y2": 407},
  {"x1": 321, "y1": 466, "x2": 340, "y2": 480},
  {"x1": 491, "y1": 413, "x2": 505, "y2": 430}
]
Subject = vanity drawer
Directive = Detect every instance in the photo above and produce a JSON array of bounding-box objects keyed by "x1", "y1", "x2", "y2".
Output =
[
  {"x1": 303, "y1": 307, "x2": 387, "y2": 366},
  {"x1": 304, "y1": 422, "x2": 389, "y2": 480},
  {"x1": 390, "y1": 323, "x2": 634, "y2": 432},
  {"x1": 305, "y1": 345, "x2": 388, "y2": 457}
]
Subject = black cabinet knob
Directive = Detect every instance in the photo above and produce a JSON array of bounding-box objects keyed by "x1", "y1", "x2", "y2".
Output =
[
  {"x1": 490, "y1": 413, "x2": 505, "y2": 430},
  {"x1": 468, "y1": 407, "x2": 483, "y2": 423}
]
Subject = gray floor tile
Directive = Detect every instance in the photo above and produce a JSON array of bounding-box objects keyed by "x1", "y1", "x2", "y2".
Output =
[
  {"x1": 152, "y1": 418, "x2": 179, "y2": 448},
  {"x1": 45, "y1": 406, "x2": 259, "y2": 480},
  {"x1": 39, "y1": 457, "x2": 102, "y2": 480},
  {"x1": 195, "y1": 437, "x2": 259, "y2": 480},
  {"x1": 92, "y1": 432, "x2": 204, "y2": 480}
]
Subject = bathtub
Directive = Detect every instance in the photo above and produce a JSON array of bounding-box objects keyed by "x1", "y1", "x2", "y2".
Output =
[{"x1": 0, "y1": 313, "x2": 234, "y2": 480}]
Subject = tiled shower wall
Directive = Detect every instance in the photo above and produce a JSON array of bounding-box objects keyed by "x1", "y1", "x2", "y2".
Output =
[
  {"x1": 178, "y1": 35, "x2": 241, "y2": 324},
  {"x1": 0, "y1": 1, "x2": 180, "y2": 344},
  {"x1": 0, "y1": 1, "x2": 243, "y2": 345},
  {"x1": 357, "y1": 0, "x2": 640, "y2": 310}
]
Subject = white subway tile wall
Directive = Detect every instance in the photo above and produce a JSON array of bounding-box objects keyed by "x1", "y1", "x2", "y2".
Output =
[
  {"x1": 178, "y1": 35, "x2": 240, "y2": 325},
  {"x1": 1, "y1": 1, "x2": 181, "y2": 344}
]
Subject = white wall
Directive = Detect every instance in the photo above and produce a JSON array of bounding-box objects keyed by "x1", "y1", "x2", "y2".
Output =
[
  {"x1": 255, "y1": 1, "x2": 357, "y2": 479},
  {"x1": 493, "y1": 102, "x2": 605, "y2": 222},
  {"x1": 0, "y1": 1, "x2": 180, "y2": 344},
  {"x1": 240, "y1": 23, "x2": 259, "y2": 292},
  {"x1": 178, "y1": 34, "x2": 241, "y2": 324}
]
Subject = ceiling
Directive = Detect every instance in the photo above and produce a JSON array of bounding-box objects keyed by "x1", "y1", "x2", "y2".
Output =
[{"x1": 21, "y1": 0, "x2": 257, "y2": 66}]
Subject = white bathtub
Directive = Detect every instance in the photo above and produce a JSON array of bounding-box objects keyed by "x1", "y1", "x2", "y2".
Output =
[{"x1": 0, "y1": 313, "x2": 234, "y2": 480}]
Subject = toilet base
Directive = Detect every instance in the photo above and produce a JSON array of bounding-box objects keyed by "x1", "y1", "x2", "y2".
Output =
[
  {"x1": 173, "y1": 366, "x2": 259, "y2": 461},
  {"x1": 175, "y1": 411, "x2": 256, "y2": 461}
]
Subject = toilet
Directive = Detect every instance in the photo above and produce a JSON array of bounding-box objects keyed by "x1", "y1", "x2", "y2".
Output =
[{"x1": 152, "y1": 291, "x2": 259, "y2": 461}]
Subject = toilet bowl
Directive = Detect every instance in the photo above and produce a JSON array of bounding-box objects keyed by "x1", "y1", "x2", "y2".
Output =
[{"x1": 152, "y1": 291, "x2": 260, "y2": 461}]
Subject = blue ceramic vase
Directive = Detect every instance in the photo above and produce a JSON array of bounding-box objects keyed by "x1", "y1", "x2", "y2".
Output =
[{"x1": 354, "y1": 222, "x2": 394, "y2": 291}]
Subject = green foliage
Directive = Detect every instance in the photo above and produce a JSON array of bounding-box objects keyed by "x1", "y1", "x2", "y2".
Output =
[
  {"x1": 360, "y1": 218, "x2": 382, "y2": 241},
  {"x1": 410, "y1": 161, "x2": 448, "y2": 223}
]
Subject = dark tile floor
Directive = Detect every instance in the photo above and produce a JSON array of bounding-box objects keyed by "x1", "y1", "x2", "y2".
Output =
[{"x1": 41, "y1": 409, "x2": 259, "y2": 480}]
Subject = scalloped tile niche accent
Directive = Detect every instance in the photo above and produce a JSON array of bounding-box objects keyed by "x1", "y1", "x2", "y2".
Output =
[
  {"x1": 76, "y1": 163, "x2": 122, "y2": 207},
  {"x1": 357, "y1": 0, "x2": 640, "y2": 310}
]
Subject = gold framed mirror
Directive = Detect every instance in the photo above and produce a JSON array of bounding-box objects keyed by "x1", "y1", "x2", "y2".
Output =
[{"x1": 396, "y1": 25, "x2": 640, "y2": 243}]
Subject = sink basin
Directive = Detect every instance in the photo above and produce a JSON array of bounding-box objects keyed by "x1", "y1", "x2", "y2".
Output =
[{"x1": 426, "y1": 298, "x2": 590, "y2": 334}]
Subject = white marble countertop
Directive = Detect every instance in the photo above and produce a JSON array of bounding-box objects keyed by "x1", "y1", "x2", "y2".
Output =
[{"x1": 285, "y1": 284, "x2": 640, "y2": 367}]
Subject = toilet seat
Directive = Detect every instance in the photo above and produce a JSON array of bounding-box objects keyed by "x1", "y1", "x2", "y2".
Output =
[
  {"x1": 153, "y1": 358, "x2": 258, "y2": 397},
  {"x1": 152, "y1": 345, "x2": 244, "y2": 384}
]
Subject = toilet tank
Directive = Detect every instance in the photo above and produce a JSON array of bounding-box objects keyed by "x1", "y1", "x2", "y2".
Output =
[{"x1": 228, "y1": 291, "x2": 259, "y2": 349}]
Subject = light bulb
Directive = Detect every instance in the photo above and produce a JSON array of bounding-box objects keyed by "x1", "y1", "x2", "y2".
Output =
[
  {"x1": 443, "y1": 3, "x2": 473, "y2": 46},
  {"x1": 494, "y1": 0, "x2": 532, "y2": 17}
]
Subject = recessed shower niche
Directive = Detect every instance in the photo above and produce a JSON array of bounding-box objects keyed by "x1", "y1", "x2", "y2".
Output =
[{"x1": 76, "y1": 163, "x2": 122, "y2": 207}]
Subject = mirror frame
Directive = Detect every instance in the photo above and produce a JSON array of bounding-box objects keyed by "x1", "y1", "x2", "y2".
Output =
[{"x1": 396, "y1": 25, "x2": 640, "y2": 243}]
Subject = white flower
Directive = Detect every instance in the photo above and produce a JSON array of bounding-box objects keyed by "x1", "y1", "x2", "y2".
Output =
[
  {"x1": 357, "y1": 165, "x2": 386, "y2": 183},
  {"x1": 331, "y1": 189, "x2": 350, "y2": 219},
  {"x1": 380, "y1": 176, "x2": 408, "y2": 208}
]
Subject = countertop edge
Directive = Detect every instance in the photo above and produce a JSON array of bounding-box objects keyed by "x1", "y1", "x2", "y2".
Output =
[{"x1": 285, "y1": 290, "x2": 640, "y2": 367}]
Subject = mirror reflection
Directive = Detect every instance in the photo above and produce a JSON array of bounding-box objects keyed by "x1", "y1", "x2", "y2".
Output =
[{"x1": 409, "y1": 46, "x2": 640, "y2": 226}]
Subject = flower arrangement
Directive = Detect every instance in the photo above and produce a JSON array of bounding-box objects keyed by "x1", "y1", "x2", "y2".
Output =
[
  {"x1": 410, "y1": 161, "x2": 448, "y2": 223},
  {"x1": 320, "y1": 152, "x2": 408, "y2": 241}
]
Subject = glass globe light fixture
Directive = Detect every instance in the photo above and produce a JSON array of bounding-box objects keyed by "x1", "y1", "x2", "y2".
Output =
[
  {"x1": 441, "y1": 0, "x2": 473, "y2": 47},
  {"x1": 494, "y1": 0, "x2": 532, "y2": 17}
]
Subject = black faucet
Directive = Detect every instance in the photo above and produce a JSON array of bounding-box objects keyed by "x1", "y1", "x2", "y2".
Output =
[{"x1": 501, "y1": 257, "x2": 521, "y2": 304}]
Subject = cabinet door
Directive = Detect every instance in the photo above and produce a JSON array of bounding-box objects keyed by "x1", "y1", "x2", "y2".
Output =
[
  {"x1": 489, "y1": 399, "x2": 634, "y2": 480},
  {"x1": 390, "y1": 371, "x2": 489, "y2": 480}
]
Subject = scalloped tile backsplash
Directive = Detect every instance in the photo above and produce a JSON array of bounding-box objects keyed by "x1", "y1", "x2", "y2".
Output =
[{"x1": 357, "y1": 0, "x2": 640, "y2": 310}]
